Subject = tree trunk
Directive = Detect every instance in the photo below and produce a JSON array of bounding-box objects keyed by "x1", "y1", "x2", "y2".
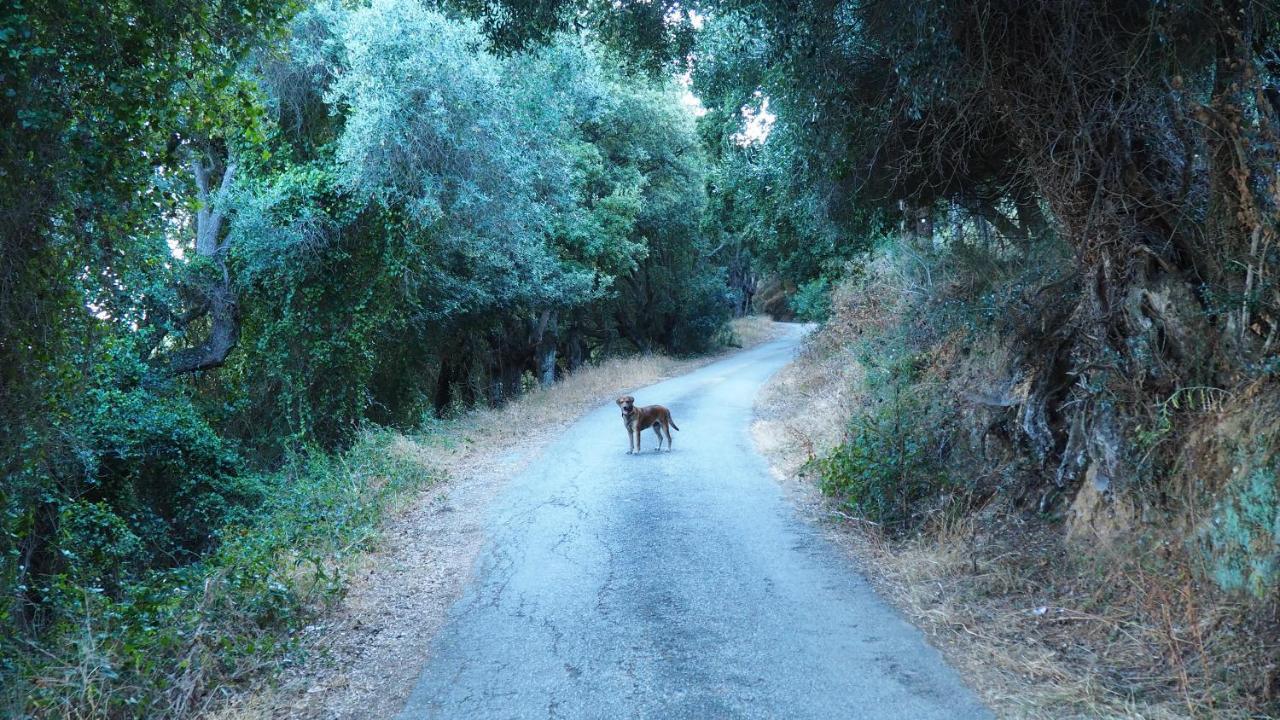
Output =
[
  {"x1": 503, "y1": 361, "x2": 523, "y2": 400},
  {"x1": 727, "y1": 246, "x2": 757, "y2": 317},
  {"x1": 487, "y1": 353, "x2": 506, "y2": 405},
  {"x1": 170, "y1": 157, "x2": 241, "y2": 375},
  {"x1": 1014, "y1": 189, "x2": 1047, "y2": 239},
  {"x1": 899, "y1": 199, "x2": 935, "y2": 253},
  {"x1": 565, "y1": 328, "x2": 584, "y2": 373},
  {"x1": 531, "y1": 309, "x2": 558, "y2": 387},
  {"x1": 168, "y1": 282, "x2": 240, "y2": 375},
  {"x1": 615, "y1": 312, "x2": 649, "y2": 352},
  {"x1": 976, "y1": 203, "x2": 1023, "y2": 242},
  {"x1": 434, "y1": 357, "x2": 454, "y2": 414},
  {"x1": 1206, "y1": 0, "x2": 1260, "y2": 350},
  {"x1": 537, "y1": 346, "x2": 556, "y2": 386}
]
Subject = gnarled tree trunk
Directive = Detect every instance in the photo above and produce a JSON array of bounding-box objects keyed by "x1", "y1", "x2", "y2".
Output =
[
  {"x1": 169, "y1": 157, "x2": 241, "y2": 375},
  {"x1": 531, "y1": 308, "x2": 558, "y2": 387}
]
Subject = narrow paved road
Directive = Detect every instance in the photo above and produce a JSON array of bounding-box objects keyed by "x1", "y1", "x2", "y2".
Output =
[{"x1": 399, "y1": 327, "x2": 990, "y2": 719}]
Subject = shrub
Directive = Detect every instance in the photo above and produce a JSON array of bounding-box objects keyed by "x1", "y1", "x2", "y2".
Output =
[
  {"x1": 811, "y1": 411, "x2": 950, "y2": 531},
  {"x1": 789, "y1": 277, "x2": 832, "y2": 321},
  {"x1": 77, "y1": 387, "x2": 255, "y2": 566},
  {"x1": 809, "y1": 350, "x2": 954, "y2": 531},
  {"x1": 4, "y1": 430, "x2": 432, "y2": 719}
]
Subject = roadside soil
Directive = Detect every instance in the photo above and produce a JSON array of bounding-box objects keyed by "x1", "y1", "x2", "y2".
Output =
[{"x1": 206, "y1": 318, "x2": 779, "y2": 720}]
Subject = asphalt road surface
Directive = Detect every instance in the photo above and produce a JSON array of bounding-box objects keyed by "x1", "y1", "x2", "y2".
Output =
[{"x1": 399, "y1": 326, "x2": 991, "y2": 719}]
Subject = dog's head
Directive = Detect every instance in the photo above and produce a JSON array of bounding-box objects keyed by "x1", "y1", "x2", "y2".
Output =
[{"x1": 615, "y1": 395, "x2": 636, "y2": 415}]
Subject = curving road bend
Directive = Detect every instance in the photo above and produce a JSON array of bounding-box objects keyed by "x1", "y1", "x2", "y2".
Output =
[{"x1": 398, "y1": 326, "x2": 991, "y2": 719}]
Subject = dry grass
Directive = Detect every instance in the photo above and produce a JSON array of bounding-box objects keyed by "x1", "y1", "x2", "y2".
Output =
[
  {"x1": 751, "y1": 315, "x2": 1276, "y2": 720},
  {"x1": 723, "y1": 314, "x2": 778, "y2": 348},
  {"x1": 868, "y1": 518, "x2": 1278, "y2": 720}
]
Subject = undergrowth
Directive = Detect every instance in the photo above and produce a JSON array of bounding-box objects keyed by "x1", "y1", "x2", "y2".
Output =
[
  {"x1": 810, "y1": 350, "x2": 958, "y2": 530},
  {"x1": 1199, "y1": 442, "x2": 1280, "y2": 599},
  {"x1": 2, "y1": 430, "x2": 432, "y2": 719}
]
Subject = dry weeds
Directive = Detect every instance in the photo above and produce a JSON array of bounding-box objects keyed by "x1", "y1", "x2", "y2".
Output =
[
  {"x1": 723, "y1": 313, "x2": 777, "y2": 349},
  {"x1": 204, "y1": 317, "x2": 782, "y2": 719}
]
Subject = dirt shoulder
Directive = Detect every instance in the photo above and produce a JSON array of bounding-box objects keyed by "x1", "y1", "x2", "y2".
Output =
[{"x1": 207, "y1": 318, "x2": 780, "y2": 720}]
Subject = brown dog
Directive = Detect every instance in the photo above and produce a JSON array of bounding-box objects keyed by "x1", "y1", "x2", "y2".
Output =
[{"x1": 615, "y1": 395, "x2": 680, "y2": 454}]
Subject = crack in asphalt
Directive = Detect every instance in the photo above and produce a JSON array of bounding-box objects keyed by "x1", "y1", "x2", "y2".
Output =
[{"x1": 397, "y1": 328, "x2": 992, "y2": 720}]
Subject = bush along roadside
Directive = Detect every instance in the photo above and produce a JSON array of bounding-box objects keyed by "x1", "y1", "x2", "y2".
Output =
[
  {"x1": 1, "y1": 4, "x2": 742, "y2": 717},
  {"x1": 809, "y1": 349, "x2": 960, "y2": 532},
  {"x1": 4, "y1": 430, "x2": 433, "y2": 719}
]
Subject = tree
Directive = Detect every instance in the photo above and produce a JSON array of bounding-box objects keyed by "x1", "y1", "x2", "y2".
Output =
[{"x1": 694, "y1": 0, "x2": 1280, "y2": 481}]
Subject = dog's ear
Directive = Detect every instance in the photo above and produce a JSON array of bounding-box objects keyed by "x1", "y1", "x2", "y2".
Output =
[{"x1": 615, "y1": 396, "x2": 625, "y2": 406}]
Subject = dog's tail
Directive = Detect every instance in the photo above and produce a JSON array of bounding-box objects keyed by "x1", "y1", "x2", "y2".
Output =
[{"x1": 670, "y1": 419, "x2": 680, "y2": 431}]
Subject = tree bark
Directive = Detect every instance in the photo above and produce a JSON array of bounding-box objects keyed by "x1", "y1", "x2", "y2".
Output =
[
  {"x1": 565, "y1": 328, "x2": 584, "y2": 373},
  {"x1": 168, "y1": 282, "x2": 240, "y2": 375},
  {"x1": 726, "y1": 245, "x2": 757, "y2": 317},
  {"x1": 1206, "y1": 0, "x2": 1258, "y2": 348},
  {"x1": 170, "y1": 158, "x2": 241, "y2": 375},
  {"x1": 434, "y1": 358, "x2": 454, "y2": 413},
  {"x1": 503, "y1": 361, "x2": 523, "y2": 399},
  {"x1": 1013, "y1": 189, "x2": 1046, "y2": 239},
  {"x1": 192, "y1": 158, "x2": 236, "y2": 256},
  {"x1": 530, "y1": 308, "x2": 558, "y2": 387},
  {"x1": 970, "y1": 198, "x2": 1031, "y2": 243}
]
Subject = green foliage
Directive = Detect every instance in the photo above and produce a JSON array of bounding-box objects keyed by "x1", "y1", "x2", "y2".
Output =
[
  {"x1": 700, "y1": 138, "x2": 874, "y2": 294},
  {"x1": 449, "y1": 0, "x2": 698, "y2": 74},
  {"x1": 810, "y1": 351, "x2": 953, "y2": 531},
  {"x1": 3, "y1": 2, "x2": 737, "y2": 714},
  {"x1": 78, "y1": 386, "x2": 254, "y2": 562},
  {"x1": 333, "y1": 1, "x2": 587, "y2": 314},
  {"x1": 7, "y1": 430, "x2": 430, "y2": 718},
  {"x1": 789, "y1": 277, "x2": 833, "y2": 321}
]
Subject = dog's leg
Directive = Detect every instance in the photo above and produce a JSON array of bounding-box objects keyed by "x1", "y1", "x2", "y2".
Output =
[
  {"x1": 663, "y1": 421, "x2": 673, "y2": 451},
  {"x1": 652, "y1": 425, "x2": 663, "y2": 451}
]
